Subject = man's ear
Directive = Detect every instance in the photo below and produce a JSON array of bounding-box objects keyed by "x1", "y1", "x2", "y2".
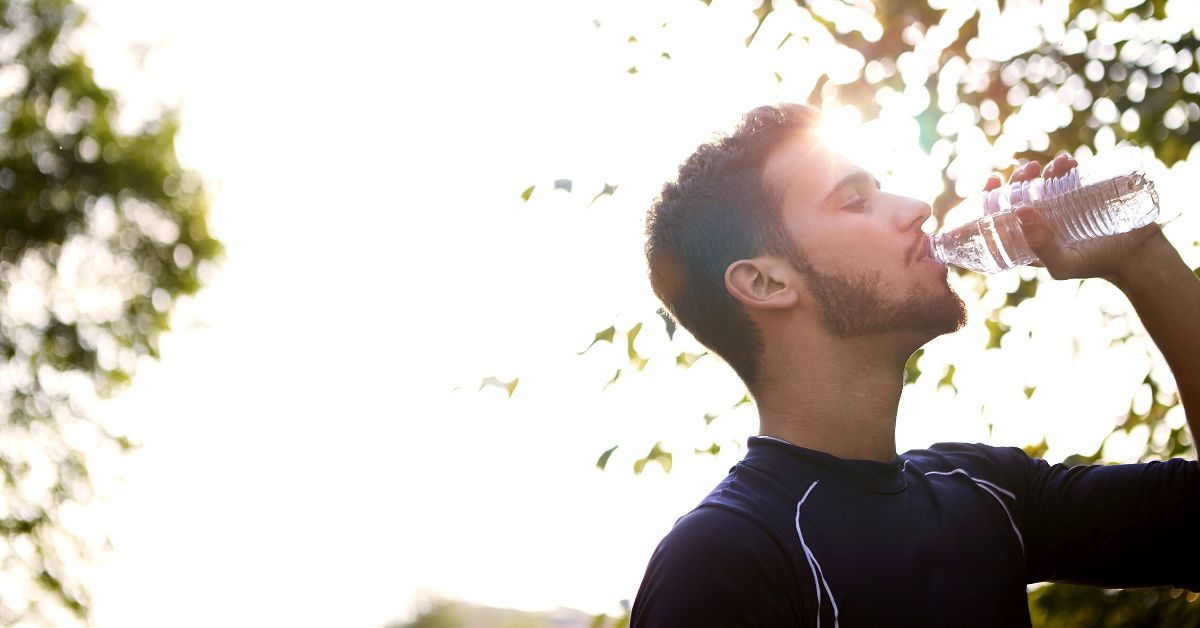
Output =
[{"x1": 725, "y1": 257, "x2": 800, "y2": 311}]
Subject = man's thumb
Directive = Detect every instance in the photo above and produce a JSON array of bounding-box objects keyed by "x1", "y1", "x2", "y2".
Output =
[{"x1": 1015, "y1": 206, "x2": 1061, "y2": 268}]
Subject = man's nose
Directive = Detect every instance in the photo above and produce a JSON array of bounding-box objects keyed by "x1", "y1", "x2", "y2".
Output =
[{"x1": 893, "y1": 194, "x2": 933, "y2": 232}]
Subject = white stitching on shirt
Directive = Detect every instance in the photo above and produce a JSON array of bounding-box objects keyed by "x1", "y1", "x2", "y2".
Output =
[
  {"x1": 924, "y1": 469, "x2": 1025, "y2": 555},
  {"x1": 965, "y1": 476, "x2": 1017, "y2": 500},
  {"x1": 754, "y1": 434, "x2": 796, "y2": 447},
  {"x1": 795, "y1": 481, "x2": 840, "y2": 628}
]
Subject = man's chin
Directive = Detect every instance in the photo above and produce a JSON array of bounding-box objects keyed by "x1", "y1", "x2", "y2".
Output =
[{"x1": 905, "y1": 280, "x2": 968, "y2": 336}]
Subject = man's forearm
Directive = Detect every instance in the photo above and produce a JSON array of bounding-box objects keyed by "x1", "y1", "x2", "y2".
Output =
[{"x1": 1111, "y1": 232, "x2": 1200, "y2": 467}]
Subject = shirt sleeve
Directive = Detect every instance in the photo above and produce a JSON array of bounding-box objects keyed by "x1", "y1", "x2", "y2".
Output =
[
  {"x1": 998, "y1": 447, "x2": 1200, "y2": 590},
  {"x1": 631, "y1": 505, "x2": 808, "y2": 628}
]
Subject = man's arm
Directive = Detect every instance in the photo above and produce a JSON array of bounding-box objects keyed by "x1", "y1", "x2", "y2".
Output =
[
  {"x1": 1005, "y1": 445, "x2": 1200, "y2": 589},
  {"x1": 1108, "y1": 234, "x2": 1200, "y2": 468},
  {"x1": 1010, "y1": 155, "x2": 1200, "y2": 467}
]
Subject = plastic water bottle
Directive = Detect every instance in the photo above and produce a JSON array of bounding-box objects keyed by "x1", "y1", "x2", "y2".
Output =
[{"x1": 928, "y1": 148, "x2": 1160, "y2": 274}]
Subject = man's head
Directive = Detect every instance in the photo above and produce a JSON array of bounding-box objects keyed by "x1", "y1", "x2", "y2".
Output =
[{"x1": 645, "y1": 103, "x2": 965, "y2": 392}]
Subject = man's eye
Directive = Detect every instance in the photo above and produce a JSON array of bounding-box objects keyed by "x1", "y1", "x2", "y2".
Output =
[{"x1": 843, "y1": 197, "x2": 867, "y2": 210}]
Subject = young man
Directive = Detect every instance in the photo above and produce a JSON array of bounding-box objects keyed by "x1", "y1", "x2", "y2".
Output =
[{"x1": 632, "y1": 103, "x2": 1200, "y2": 627}]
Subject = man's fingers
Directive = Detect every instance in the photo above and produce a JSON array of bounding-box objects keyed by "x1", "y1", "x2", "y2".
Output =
[
  {"x1": 986, "y1": 156, "x2": 1078, "y2": 199},
  {"x1": 1041, "y1": 154, "x2": 1078, "y2": 180},
  {"x1": 1015, "y1": 206, "x2": 1062, "y2": 269},
  {"x1": 1010, "y1": 161, "x2": 1041, "y2": 184}
]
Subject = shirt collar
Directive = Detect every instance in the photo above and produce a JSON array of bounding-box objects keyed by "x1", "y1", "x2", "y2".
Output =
[{"x1": 745, "y1": 435, "x2": 908, "y2": 494}]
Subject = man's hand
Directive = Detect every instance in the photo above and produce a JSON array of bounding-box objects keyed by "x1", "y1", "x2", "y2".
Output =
[
  {"x1": 992, "y1": 154, "x2": 1200, "y2": 469},
  {"x1": 984, "y1": 154, "x2": 1167, "y2": 286}
]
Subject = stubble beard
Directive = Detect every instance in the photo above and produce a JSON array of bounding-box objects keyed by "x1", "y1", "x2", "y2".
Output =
[{"x1": 801, "y1": 265, "x2": 968, "y2": 339}]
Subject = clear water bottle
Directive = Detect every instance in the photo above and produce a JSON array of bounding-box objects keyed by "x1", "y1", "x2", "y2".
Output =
[{"x1": 928, "y1": 147, "x2": 1160, "y2": 274}]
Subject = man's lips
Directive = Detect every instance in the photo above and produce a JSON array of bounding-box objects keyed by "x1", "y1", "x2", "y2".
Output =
[{"x1": 910, "y1": 236, "x2": 928, "y2": 264}]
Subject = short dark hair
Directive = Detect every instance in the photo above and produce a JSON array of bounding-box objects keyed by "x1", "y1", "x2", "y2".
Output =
[{"x1": 644, "y1": 103, "x2": 820, "y2": 391}]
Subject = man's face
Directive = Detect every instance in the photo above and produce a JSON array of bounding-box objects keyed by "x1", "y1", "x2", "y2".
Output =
[{"x1": 761, "y1": 133, "x2": 966, "y2": 339}]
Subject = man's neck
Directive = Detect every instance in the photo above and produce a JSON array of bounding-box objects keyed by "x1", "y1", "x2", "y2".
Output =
[{"x1": 755, "y1": 336, "x2": 911, "y2": 463}]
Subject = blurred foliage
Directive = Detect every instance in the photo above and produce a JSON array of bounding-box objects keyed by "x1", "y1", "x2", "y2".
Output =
[
  {"x1": 578, "y1": 325, "x2": 616, "y2": 355},
  {"x1": 0, "y1": 0, "x2": 221, "y2": 623},
  {"x1": 388, "y1": 599, "x2": 622, "y2": 628},
  {"x1": 1028, "y1": 584, "x2": 1200, "y2": 627},
  {"x1": 589, "y1": 606, "x2": 630, "y2": 628},
  {"x1": 596, "y1": 444, "x2": 619, "y2": 470},
  {"x1": 391, "y1": 600, "x2": 465, "y2": 628},
  {"x1": 533, "y1": 0, "x2": 1200, "y2": 623},
  {"x1": 632, "y1": 441, "x2": 672, "y2": 475},
  {"x1": 479, "y1": 375, "x2": 520, "y2": 398}
]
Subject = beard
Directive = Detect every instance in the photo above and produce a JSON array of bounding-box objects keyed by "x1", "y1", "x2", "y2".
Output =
[{"x1": 800, "y1": 265, "x2": 967, "y2": 339}]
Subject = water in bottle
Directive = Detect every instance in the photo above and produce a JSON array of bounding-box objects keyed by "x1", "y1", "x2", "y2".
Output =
[{"x1": 928, "y1": 148, "x2": 1160, "y2": 274}]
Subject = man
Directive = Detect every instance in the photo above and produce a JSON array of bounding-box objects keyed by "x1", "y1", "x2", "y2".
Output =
[{"x1": 631, "y1": 103, "x2": 1200, "y2": 627}]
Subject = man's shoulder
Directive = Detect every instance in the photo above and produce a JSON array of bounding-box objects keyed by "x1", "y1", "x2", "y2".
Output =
[
  {"x1": 657, "y1": 504, "x2": 784, "y2": 557},
  {"x1": 902, "y1": 441, "x2": 1034, "y2": 474},
  {"x1": 641, "y1": 504, "x2": 801, "y2": 596},
  {"x1": 632, "y1": 505, "x2": 807, "y2": 627}
]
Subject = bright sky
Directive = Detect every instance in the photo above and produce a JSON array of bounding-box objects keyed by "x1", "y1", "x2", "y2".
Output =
[{"x1": 49, "y1": 0, "x2": 1200, "y2": 626}]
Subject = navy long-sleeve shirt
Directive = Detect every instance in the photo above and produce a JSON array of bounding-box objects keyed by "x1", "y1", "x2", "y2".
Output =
[{"x1": 632, "y1": 436, "x2": 1200, "y2": 627}]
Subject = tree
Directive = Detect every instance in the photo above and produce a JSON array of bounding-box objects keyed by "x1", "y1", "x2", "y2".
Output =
[
  {"x1": 518, "y1": 0, "x2": 1199, "y2": 623},
  {"x1": 0, "y1": 0, "x2": 221, "y2": 623}
]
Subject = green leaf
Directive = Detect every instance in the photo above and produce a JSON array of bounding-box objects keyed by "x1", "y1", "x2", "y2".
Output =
[
  {"x1": 603, "y1": 369, "x2": 622, "y2": 391},
  {"x1": 984, "y1": 318, "x2": 1010, "y2": 350},
  {"x1": 479, "y1": 376, "x2": 519, "y2": 398},
  {"x1": 937, "y1": 364, "x2": 957, "y2": 393},
  {"x1": 588, "y1": 182, "x2": 619, "y2": 207},
  {"x1": 703, "y1": 412, "x2": 718, "y2": 425},
  {"x1": 596, "y1": 445, "x2": 618, "y2": 470},
  {"x1": 1024, "y1": 386, "x2": 1036, "y2": 399},
  {"x1": 732, "y1": 394, "x2": 752, "y2": 408},
  {"x1": 634, "y1": 442, "x2": 672, "y2": 475},
  {"x1": 744, "y1": 0, "x2": 775, "y2": 46},
  {"x1": 626, "y1": 322, "x2": 648, "y2": 370},
  {"x1": 904, "y1": 349, "x2": 924, "y2": 385},
  {"x1": 695, "y1": 443, "x2": 721, "y2": 456},
  {"x1": 676, "y1": 351, "x2": 703, "y2": 368},
  {"x1": 578, "y1": 325, "x2": 616, "y2": 354},
  {"x1": 1023, "y1": 437, "x2": 1049, "y2": 459},
  {"x1": 657, "y1": 307, "x2": 677, "y2": 340},
  {"x1": 520, "y1": 185, "x2": 535, "y2": 201},
  {"x1": 626, "y1": 66, "x2": 638, "y2": 74}
]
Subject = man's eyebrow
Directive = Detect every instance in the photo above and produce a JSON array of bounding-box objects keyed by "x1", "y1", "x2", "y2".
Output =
[{"x1": 823, "y1": 170, "x2": 879, "y2": 205}]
